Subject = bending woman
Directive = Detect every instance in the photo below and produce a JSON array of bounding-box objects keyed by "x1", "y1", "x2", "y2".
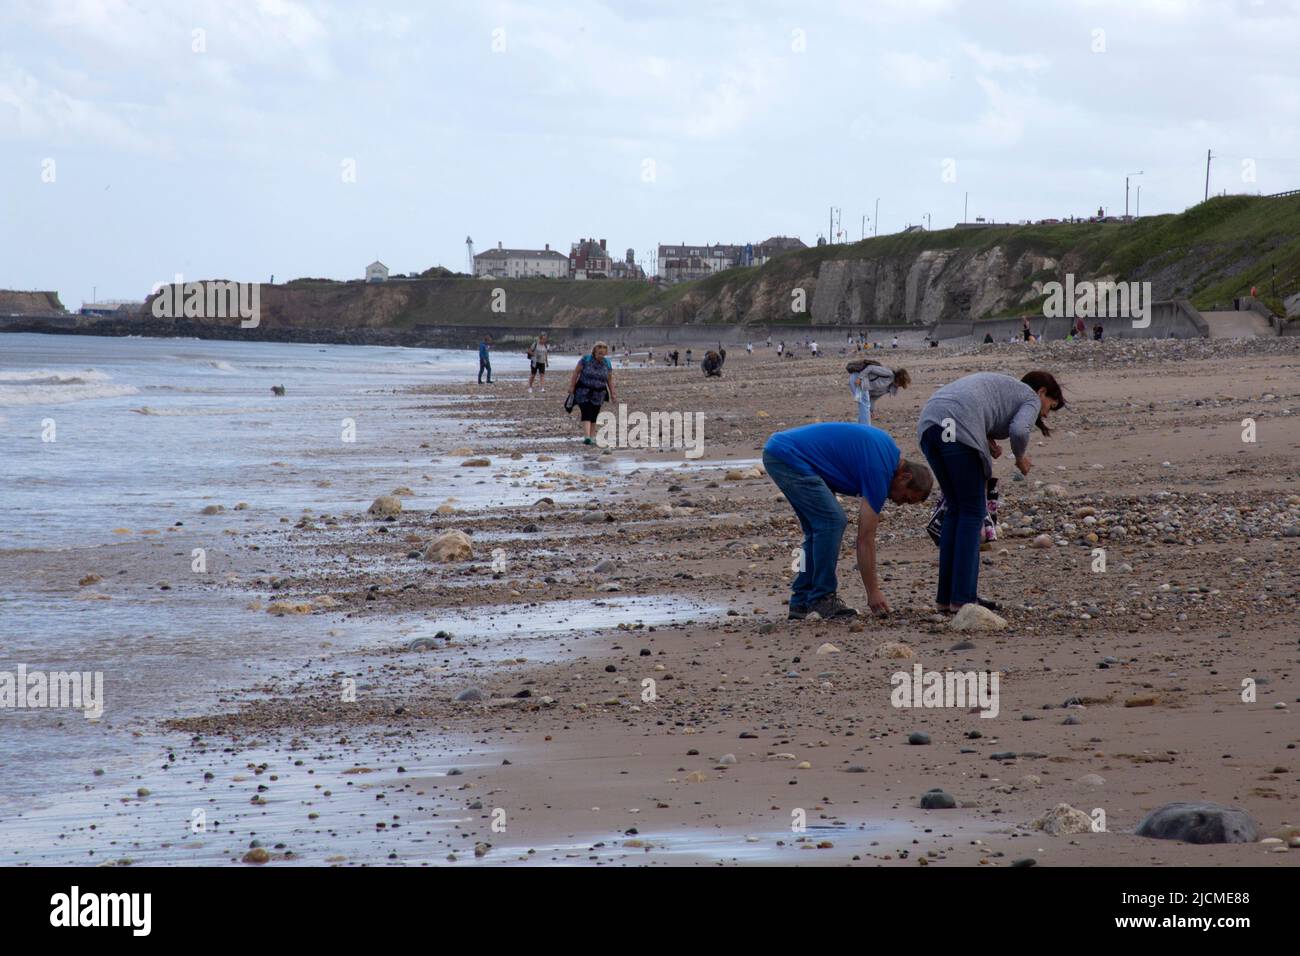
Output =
[
  {"x1": 916, "y1": 370, "x2": 1064, "y2": 612},
  {"x1": 846, "y1": 359, "x2": 910, "y2": 426}
]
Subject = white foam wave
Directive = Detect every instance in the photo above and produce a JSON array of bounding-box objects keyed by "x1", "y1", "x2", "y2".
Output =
[
  {"x1": 130, "y1": 404, "x2": 279, "y2": 416},
  {"x1": 0, "y1": 368, "x2": 112, "y2": 384},
  {"x1": 0, "y1": 383, "x2": 140, "y2": 406}
]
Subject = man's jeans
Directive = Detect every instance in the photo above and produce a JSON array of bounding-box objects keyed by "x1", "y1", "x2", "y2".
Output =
[
  {"x1": 478, "y1": 357, "x2": 492, "y2": 383},
  {"x1": 763, "y1": 449, "x2": 847, "y2": 608},
  {"x1": 919, "y1": 424, "x2": 985, "y2": 606}
]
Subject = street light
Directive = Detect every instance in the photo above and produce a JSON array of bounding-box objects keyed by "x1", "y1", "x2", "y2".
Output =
[
  {"x1": 874, "y1": 197, "x2": 880, "y2": 236},
  {"x1": 1125, "y1": 171, "x2": 1144, "y2": 219}
]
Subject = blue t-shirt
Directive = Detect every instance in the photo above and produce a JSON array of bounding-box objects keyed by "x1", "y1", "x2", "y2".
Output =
[
  {"x1": 479, "y1": 341, "x2": 490, "y2": 360},
  {"x1": 764, "y1": 422, "x2": 900, "y2": 513}
]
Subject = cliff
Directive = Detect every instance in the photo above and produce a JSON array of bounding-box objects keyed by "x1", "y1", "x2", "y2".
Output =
[
  {"x1": 5, "y1": 194, "x2": 1298, "y2": 344},
  {"x1": 0, "y1": 290, "x2": 65, "y2": 314}
]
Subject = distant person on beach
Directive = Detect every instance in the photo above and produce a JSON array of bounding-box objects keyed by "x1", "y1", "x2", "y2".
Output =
[
  {"x1": 763, "y1": 423, "x2": 933, "y2": 620},
  {"x1": 810, "y1": 340, "x2": 819, "y2": 356},
  {"x1": 702, "y1": 348, "x2": 726, "y2": 377},
  {"x1": 1021, "y1": 316, "x2": 1031, "y2": 342},
  {"x1": 746, "y1": 341, "x2": 753, "y2": 355},
  {"x1": 983, "y1": 332, "x2": 995, "y2": 344},
  {"x1": 917, "y1": 371, "x2": 1064, "y2": 614},
  {"x1": 685, "y1": 349, "x2": 693, "y2": 366},
  {"x1": 777, "y1": 341, "x2": 784, "y2": 356},
  {"x1": 527, "y1": 332, "x2": 549, "y2": 393},
  {"x1": 891, "y1": 335, "x2": 899, "y2": 349},
  {"x1": 478, "y1": 335, "x2": 493, "y2": 384},
  {"x1": 766, "y1": 335, "x2": 772, "y2": 348},
  {"x1": 1093, "y1": 324, "x2": 1104, "y2": 341},
  {"x1": 845, "y1": 359, "x2": 910, "y2": 426},
  {"x1": 566, "y1": 341, "x2": 617, "y2": 446}
]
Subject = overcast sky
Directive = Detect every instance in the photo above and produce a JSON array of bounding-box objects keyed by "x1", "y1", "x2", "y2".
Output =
[{"x1": 3, "y1": 0, "x2": 1298, "y2": 306}]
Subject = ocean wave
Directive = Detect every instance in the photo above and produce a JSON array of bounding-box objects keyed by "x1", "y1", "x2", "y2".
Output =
[
  {"x1": 130, "y1": 404, "x2": 280, "y2": 416},
  {"x1": 0, "y1": 383, "x2": 140, "y2": 406},
  {"x1": 0, "y1": 368, "x2": 112, "y2": 385}
]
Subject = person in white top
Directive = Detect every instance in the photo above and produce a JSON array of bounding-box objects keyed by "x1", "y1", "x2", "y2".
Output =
[{"x1": 527, "y1": 333, "x2": 549, "y2": 393}]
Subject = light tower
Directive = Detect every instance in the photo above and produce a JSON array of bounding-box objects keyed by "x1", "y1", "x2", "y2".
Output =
[{"x1": 465, "y1": 236, "x2": 474, "y2": 275}]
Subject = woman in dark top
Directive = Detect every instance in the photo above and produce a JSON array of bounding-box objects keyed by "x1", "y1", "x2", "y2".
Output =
[{"x1": 567, "y1": 341, "x2": 617, "y2": 445}]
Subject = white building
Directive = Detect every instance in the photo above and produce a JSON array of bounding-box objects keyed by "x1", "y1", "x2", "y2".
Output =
[
  {"x1": 473, "y1": 242, "x2": 569, "y2": 279},
  {"x1": 365, "y1": 261, "x2": 389, "y2": 283}
]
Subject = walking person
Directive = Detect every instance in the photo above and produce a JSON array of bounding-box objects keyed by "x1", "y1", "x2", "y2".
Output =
[
  {"x1": 763, "y1": 423, "x2": 933, "y2": 620},
  {"x1": 916, "y1": 371, "x2": 1065, "y2": 613},
  {"x1": 527, "y1": 332, "x2": 549, "y2": 393},
  {"x1": 477, "y1": 335, "x2": 493, "y2": 384},
  {"x1": 845, "y1": 359, "x2": 910, "y2": 426},
  {"x1": 566, "y1": 341, "x2": 617, "y2": 446}
]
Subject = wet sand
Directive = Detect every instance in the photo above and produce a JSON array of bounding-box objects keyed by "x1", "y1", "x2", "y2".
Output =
[{"x1": 9, "y1": 337, "x2": 1300, "y2": 866}]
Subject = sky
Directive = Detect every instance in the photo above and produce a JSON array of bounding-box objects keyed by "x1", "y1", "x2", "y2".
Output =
[{"x1": 2, "y1": 0, "x2": 1299, "y2": 307}]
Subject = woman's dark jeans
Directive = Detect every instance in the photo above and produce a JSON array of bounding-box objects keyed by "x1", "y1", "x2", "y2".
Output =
[{"x1": 919, "y1": 424, "x2": 986, "y2": 607}]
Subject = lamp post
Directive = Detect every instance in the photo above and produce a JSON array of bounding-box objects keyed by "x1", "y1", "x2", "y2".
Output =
[
  {"x1": 1125, "y1": 171, "x2": 1143, "y2": 219},
  {"x1": 1136, "y1": 185, "x2": 1141, "y2": 218},
  {"x1": 874, "y1": 197, "x2": 880, "y2": 236}
]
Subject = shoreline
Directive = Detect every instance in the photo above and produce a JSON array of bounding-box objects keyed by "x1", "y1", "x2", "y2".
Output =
[{"x1": 5, "y1": 336, "x2": 1300, "y2": 866}]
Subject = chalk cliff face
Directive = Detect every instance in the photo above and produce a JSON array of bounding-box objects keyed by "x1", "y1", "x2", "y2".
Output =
[
  {"x1": 0, "y1": 290, "x2": 64, "y2": 313},
  {"x1": 8, "y1": 193, "x2": 1294, "y2": 343}
]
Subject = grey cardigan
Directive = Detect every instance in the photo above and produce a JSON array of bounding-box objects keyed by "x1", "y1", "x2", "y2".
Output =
[{"x1": 916, "y1": 372, "x2": 1041, "y2": 477}]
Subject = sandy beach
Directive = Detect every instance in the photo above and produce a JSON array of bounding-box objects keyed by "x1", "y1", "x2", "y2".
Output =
[{"x1": 10, "y1": 336, "x2": 1292, "y2": 867}]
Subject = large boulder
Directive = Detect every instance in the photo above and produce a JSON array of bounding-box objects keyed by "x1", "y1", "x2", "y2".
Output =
[
  {"x1": 950, "y1": 603, "x2": 1007, "y2": 632},
  {"x1": 368, "y1": 495, "x2": 402, "y2": 517},
  {"x1": 424, "y1": 530, "x2": 473, "y2": 563},
  {"x1": 1032, "y1": 803, "x2": 1094, "y2": 835},
  {"x1": 1135, "y1": 802, "x2": 1260, "y2": 844}
]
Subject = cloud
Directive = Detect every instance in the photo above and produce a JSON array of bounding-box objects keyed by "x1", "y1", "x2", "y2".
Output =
[
  {"x1": 879, "y1": 51, "x2": 951, "y2": 88},
  {"x1": 0, "y1": 60, "x2": 162, "y2": 152},
  {"x1": 962, "y1": 42, "x2": 1050, "y2": 74}
]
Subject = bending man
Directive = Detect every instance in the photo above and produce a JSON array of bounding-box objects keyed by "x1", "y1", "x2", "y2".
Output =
[{"x1": 763, "y1": 422, "x2": 933, "y2": 620}]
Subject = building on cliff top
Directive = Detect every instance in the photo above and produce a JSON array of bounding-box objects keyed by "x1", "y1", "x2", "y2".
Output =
[
  {"x1": 474, "y1": 242, "x2": 569, "y2": 279},
  {"x1": 656, "y1": 236, "x2": 806, "y2": 283},
  {"x1": 366, "y1": 261, "x2": 389, "y2": 283},
  {"x1": 570, "y1": 238, "x2": 645, "y2": 280}
]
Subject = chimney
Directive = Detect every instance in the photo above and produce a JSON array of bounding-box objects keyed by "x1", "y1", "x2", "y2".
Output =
[
  {"x1": 544, "y1": 243, "x2": 549, "y2": 251},
  {"x1": 599, "y1": 238, "x2": 606, "y2": 250}
]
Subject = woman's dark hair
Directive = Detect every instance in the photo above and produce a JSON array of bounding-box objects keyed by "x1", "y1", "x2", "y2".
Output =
[
  {"x1": 894, "y1": 368, "x2": 911, "y2": 389},
  {"x1": 1021, "y1": 370, "x2": 1065, "y2": 437}
]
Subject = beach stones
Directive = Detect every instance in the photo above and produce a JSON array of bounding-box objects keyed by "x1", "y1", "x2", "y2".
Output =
[
  {"x1": 424, "y1": 530, "x2": 473, "y2": 562},
  {"x1": 368, "y1": 495, "x2": 402, "y2": 518},
  {"x1": 1135, "y1": 802, "x2": 1260, "y2": 844},
  {"x1": 581, "y1": 511, "x2": 612, "y2": 524},
  {"x1": 908, "y1": 732, "x2": 931, "y2": 745},
  {"x1": 920, "y1": 789, "x2": 956, "y2": 809},
  {"x1": 1032, "y1": 803, "x2": 1093, "y2": 835},
  {"x1": 949, "y1": 604, "x2": 1007, "y2": 632},
  {"x1": 455, "y1": 687, "x2": 486, "y2": 703},
  {"x1": 461, "y1": 457, "x2": 491, "y2": 467},
  {"x1": 1031, "y1": 533, "x2": 1053, "y2": 548},
  {"x1": 875, "y1": 641, "x2": 914, "y2": 659}
]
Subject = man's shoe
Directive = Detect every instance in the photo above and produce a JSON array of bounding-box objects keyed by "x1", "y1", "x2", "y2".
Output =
[
  {"x1": 787, "y1": 604, "x2": 809, "y2": 621},
  {"x1": 809, "y1": 594, "x2": 859, "y2": 619}
]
